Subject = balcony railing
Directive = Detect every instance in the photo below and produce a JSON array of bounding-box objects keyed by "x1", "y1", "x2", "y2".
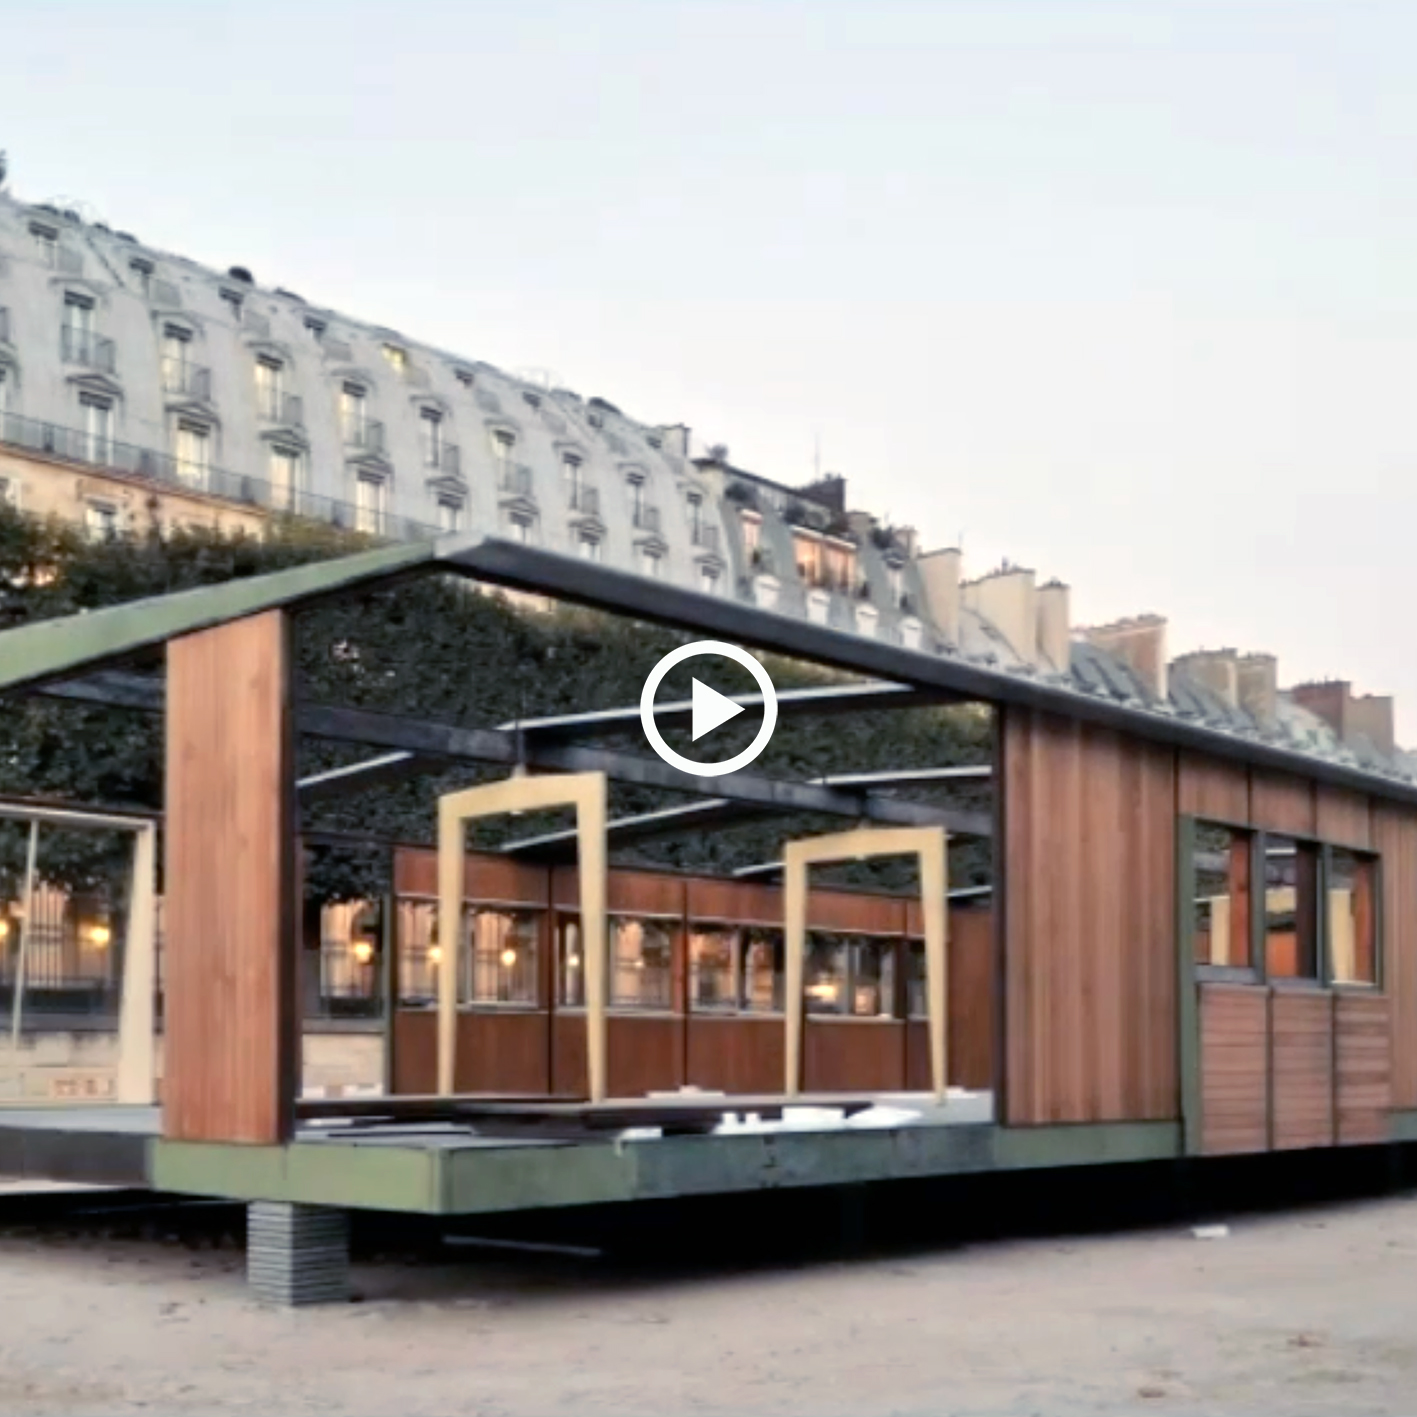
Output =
[
  {"x1": 633, "y1": 503, "x2": 661, "y2": 535},
  {"x1": 61, "y1": 325, "x2": 116, "y2": 374},
  {"x1": 161, "y1": 358, "x2": 211, "y2": 401},
  {"x1": 0, "y1": 411, "x2": 440, "y2": 543},
  {"x1": 569, "y1": 482, "x2": 600, "y2": 517},
  {"x1": 343, "y1": 417, "x2": 385, "y2": 453},
  {"x1": 692, "y1": 522, "x2": 720, "y2": 554},
  {"x1": 499, "y1": 462, "x2": 534, "y2": 497},
  {"x1": 260, "y1": 391, "x2": 304, "y2": 426},
  {"x1": 424, "y1": 442, "x2": 461, "y2": 477}
]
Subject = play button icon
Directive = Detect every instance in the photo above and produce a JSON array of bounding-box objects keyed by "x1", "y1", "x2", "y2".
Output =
[
  {"x1": 691, "y1": 677, "x2": 746, "y2": 741},
  {"x1": 640, "y1": 640, "x2": 779, "y2": 778}
]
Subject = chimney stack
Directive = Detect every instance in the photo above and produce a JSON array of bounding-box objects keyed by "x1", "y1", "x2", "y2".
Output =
[
  {"x1": 963, "y1": 565, "x2": 1038, "y2": 667},
  {"x1": 916, "y1": 547, "x2": 962, "y2": 646},
  {"x1": 1035, "y1": 580, "x2": 1071, "y2": 674},
  {"x1": 1236, "y1": 653, "x2": 1278, "y2": 727},
  {"x1": 1171, "y1": 649, "x2": 1238, "y2": 708},
  {"x1": 1291, "y1": 680, "x2": 1395, "y2": 757},
  {"x1": 1080, "y1": 615, "x2": 1168, "y2": 699}
]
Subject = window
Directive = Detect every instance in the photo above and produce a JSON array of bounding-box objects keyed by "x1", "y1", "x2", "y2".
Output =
[
  {"x1": 1193, "y1": 824, "x2": 1253, "y2": 969},
  {"x1": 31, "y1": 224, "x2": 58, "y2": 264},
  {"x1": 741, "y1": 509, "x2": 762, "y2": 557},
  {"x1": 794, "y1": 532, "x2": 823, "y2": 586},
  {"x1": 577, "y1": 530, "x2": 603, "y2": 561},
  {"x1": 1329, "y1": 850, "x2": 1378, "y2": 985},
  {"x1": 0, "y1": 367, "x2": 8, "y2": 419},
  {"x1": 0, "y1": 477, "x2": 14, "y2": 508},
  {"x1": 304, "y1": 316, "x2": 326, "y2": 340},
  {"x1": 463, "y1": 908, "x2": 539, "y2": 1005},
  {"x1": 64, "y1": 291, "x2": 94, "y2": 336},
  {"x1": 506, "y1": 510, "x2": 534, "y2": 543},
  {"x1": 699, "y1": 564, "x2": 719, "y2": 596},
  {"x1": 490, "y1": 429, "x2": 514, "y2": 467},
  {"x1": 742, "y1": 928, "x2": 785, "y2": 1011},
  {"x1": 396, "y1": 898, "x2": 440, "y2": 1007},
  {"x1": 340, "y1": 383, "x2": 367, "y2": 440},
  {"x1": 805, "y1": 934, "x2": 897, "y2": 1018},
  {"x1": 1264, "y1": 836, "x2": 1320, "y2": 980},
  {"x1": 887, "y1": 561, "x2": 905, "y2": 607},
  {"x1": 563, "y1": 453, "x2": 583, "y2": 498},
  {"x1": 79, "y1": 392, "x2": 112, "y2": 464},
  {"x1": 454, "y1": 368, "x2": 475, "y2": 390},
  {"x1": 627, "y1": 473, "x2": 646, "y2": 523},
  {"x1": 355, "y1": 473, "x2": 387, "y2": 535},
  {"x1": 612, "y1": 916, "x2": 674, "y2": 1010},
  {"x1": 269, "y1": 447, "x2": 302, "y2": 512},
  {"x1": 382, "y1": 343, "x2": 407, "y2": 372},
  {"x1": 558, "y1": 918, "x2": 586, "y2": 1006},
  {"x1": 173, "y1": 420, "x2": 210, "y2": 488},
  {"x1": 220, "y1": 288, "x2": 243, "y2": 320},
  {"x1": 84, "y1": 499, "x2": 119, "y2": 541},
  {"x1": 255, "y1": 356, "x2": 284, "y2": 419},
  {"x1": 689, "y1": 927, "x2": 738, "y2": 1010},
  {"x1": 129, "y1": 258, "x2": 153, "y2": 295},
  {"x1": 639, "y1": 546, "x2": 662, "y2": 578},
  {"x1": 437, "y1": 497, "x2": 463, "y2": 533},
  {"x1": 161, "y1": 325, "x2": 191, "y2": 393},
  {"x1": 419, "y1": 408, "x2": 443, "y2": 468},
  {"x1": 687, "y1": 491, "x2": 704, "y2": 541},
  {"x1": 823, "y1": 539, "x2": 855, "y2": 592}
]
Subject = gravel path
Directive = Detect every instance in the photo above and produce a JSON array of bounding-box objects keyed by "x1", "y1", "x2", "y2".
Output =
[{"x1": 3, "y1": 1192, "x2": 1417, "y2": 1414}]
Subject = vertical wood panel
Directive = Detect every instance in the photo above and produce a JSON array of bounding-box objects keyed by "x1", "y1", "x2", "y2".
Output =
[
  {"x1": 1316, "y1": 787, "x2": 1372, "y2": 849},
  {"x1": 686, "y1": 1016, "x2": 785, "y2": 1094},
  {"x1": 804, "y1": 1022, "x2": 905, "y2": 1092},
  {"x1": 1177, "y1": 754, "x2": 1250, "y2": 824},
  {"x1": 1334, "y1": 993, "x2": 1392, "y2": 1145},
  {"x1": 1251, "y1": 771, "x2": 1316, "y2": 837},
  {"x1": 1002, "y1": 708, "x2": 1177, "y2": 1125},
  {"x1": 164, "y1": 611, "x2": 294, "y2": 1144},
  {"x1": 1270, "y1": 990, "x2": 1334, "y2": 1150},
  {"x1": 1198, "y1": 984, "x2": 1268, "y2": 1155},
  {"x1": 1372, "y1": 804, "x2": 1417, "y2": 1108}
]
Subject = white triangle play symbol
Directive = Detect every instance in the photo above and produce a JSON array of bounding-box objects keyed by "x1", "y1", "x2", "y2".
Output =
[{"x1": 691, "y1": 677, "x2": 746, "y2": 741}]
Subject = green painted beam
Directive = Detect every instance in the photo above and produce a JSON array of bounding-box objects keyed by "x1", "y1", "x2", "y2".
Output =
[{"x1": 0, "y1": 539, "x2": 435, "y2": 695}]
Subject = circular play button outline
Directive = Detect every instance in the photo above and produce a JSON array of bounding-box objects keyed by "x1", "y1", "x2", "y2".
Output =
[{"x1": 639, "y1": 640, "x2": 779, "y2": 778}]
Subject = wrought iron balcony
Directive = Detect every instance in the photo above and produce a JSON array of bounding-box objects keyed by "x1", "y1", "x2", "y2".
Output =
[
  {"x1": 61, "y1": 326, "x2": 116, "y2": 374},
  {"x1": 424, "y1": 442, "x2": 461, "y2": 477},
  {"x1": 569, "y1": 483, "x2": 600, "y2": 517},
  {"x1": 692, "y1": 522, "x2": 720, "y2": 554},
  {"x1": 499, "y1": 462, "x2": 534, "y2": 498},
  {"x1": 343, "y1": 417, "x2": 385, "y2": 453},
  {"x1": 633, "y1": 503, "x2": 661, "y2": 535},
  {"x1": 260, "y1": 391, "x2": 304, "y2": 426},
  {"x1": 161, "y1": 358, "x2": 212, "y2": 401}
]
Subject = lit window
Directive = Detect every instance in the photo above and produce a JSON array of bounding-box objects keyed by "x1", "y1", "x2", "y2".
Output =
[
  {"x1": 270, "y1": 447, "x2": 302, "y2": 512},
  {"x1": 382, "y1": 343, "x2": 407, "y2": 372},
  {"x1": 689, "y1": 927, "x2": 738, "y2": 1011},
  {"x1": 742, "y1": 928, "x2": 784, "y2": 1012},
  {"x1": 741, "y1": 509, "x2": 761, "y2": 556},
  {"x1": 1329, "y1": 849, "x2": 1378, "y2": 985},
  {"x1": 578, "y1": 531, "x2": 602, "y2": 562},
  {"x1": 84, "y1": 499, "x2": 119, "y2": 541},
  {"x1": 173, "y1": 420, "x2": 210, "y2": 488},
  {"x1": 610, "y1": 916, "x2": 674, "y2": 1010},
  {"x1": 355, "y1": 473, "x2": 387, "y2": 535},
  {"x1": 79, "y1": 392, "x2": 112, "y2": 464},
  {"x1": 396, "y1": 898, "x2": 439, "y2": 1007},
  {"x1": 805, "y1": 934, "x2": 897, "y2": 1018},
  {"x1": 463, "y1": 908, "x2": 539, "y2": 1005},
  {"x1": 255, "y1": 355, "x2": 285, "y2": 420},
  {"x1": 419, "y1": 408, "x2": 443, "y2": 468},
  {"x1": 437, "y1": 497, "x2": 463, "y2": 533}
]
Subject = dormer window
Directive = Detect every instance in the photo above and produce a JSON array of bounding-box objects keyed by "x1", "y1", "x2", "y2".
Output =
[
  {"x1": 220, "y1": 287, "x2": 244, "y2": 320},
  {"x1": 887, "y1": 562, "x2": 904, "y2": 607},
  {"x1": 740, "y1": 509, "x2": 761, "y2": 556},
  {"x1": 129, "y1": 257, "x2": 153, "y2": 296},
  {"x1": 30, "y1": 224, "x2": 58, "y2": 266},
  {"x1": 382, "y1": 343, "x2": 407, "y2": 372},
  {"x1": 304, "y1": 315, "x2": 326, "y2": 340},
  {"x1": 454, "y1": 368, "x2": 475, "y2": 390}
]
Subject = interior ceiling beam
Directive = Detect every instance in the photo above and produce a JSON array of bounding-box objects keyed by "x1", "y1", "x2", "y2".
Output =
[{"x1": 297, "y1": 702, "x2": 990, "y2": 836}]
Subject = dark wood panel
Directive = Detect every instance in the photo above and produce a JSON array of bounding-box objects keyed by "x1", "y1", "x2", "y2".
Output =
[
  {"x1": 551, "y1": 1013, "x2": 682, "y2": 1098},
  {"x1": 1270, "y1": 989, "x2": 1334, "y2": 1150},
  {"x1": 1315, "y1": 787, "x2": 1372, "y2": 850},
  {"x1": 164, "y1": 611, "x2": 294, "y2": 1145},
  {"x1": 1335, "y1": 993, "x2": 1391, "y2": 1145},
  {"x1": 394, "y1": 848, "x2": 549, "y2": 905},
  {"x1": 804, "y1": 1021, "x2": 906, "y2": 1092},
  {"x1": 551, "y1": 1012, "x2": 588, "y2": 1098},
  {"x1": 1002, "y1": 708, "x2": 1177, "y2": 1124},
  {"x1": 1251, "y1": 771, "x2": 1316, "y2": 837},
  {"x1": 686, "y1": 877, "x2": 782, "y2": 925},
  {"x1": 808, "y1": 889, "x2": 906, "y2": 934},
  {"x1": 1178, "y1": 754, "x2": 1250, "y2": 825},
  {"x1": 555, "y1": 866, "x2": 684, "y2": 916},
  {"x1": 905, "y1": 908, "x2": 995, "y2": 1091},
  {"x1": 1198, "y1": 984, "x2": 1268, "y2": 1155},
  {"x1": 392, "y1": 1010, "x2": 437, "y2": 1095},
  {"x1": 1372, "y1": 805, "x2": 1417, "y2": 1109},
  {"x1": 455, "y1": 1011, "x2": 551, "y2": 1094},
  {"x1": 686, "y1": 1015, "x2": 785, "y2": 1094}
]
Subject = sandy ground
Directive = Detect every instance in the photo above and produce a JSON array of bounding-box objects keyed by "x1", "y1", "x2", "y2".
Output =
[{"x1": 3, "y1": 1194, "x2": 1417, "y2": 1415}]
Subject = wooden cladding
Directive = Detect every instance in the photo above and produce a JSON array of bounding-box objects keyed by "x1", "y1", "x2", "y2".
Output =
[
  {"x1": 1373, "y1": 805, "x2": 1417, "y2": 1109},
  {"x1": 1002, "y1": 708, "x2": 1176, "y2": 1125},
  {"x1": 1197, "y1": 984, "x2": 1392, "y2": 1154},
  {"x1": 163, "y1": 611, "x2": 294, "y2": 1144},
  {"x1": 1199, "y1": 985, "x2": 1268, "y2": 1155}
]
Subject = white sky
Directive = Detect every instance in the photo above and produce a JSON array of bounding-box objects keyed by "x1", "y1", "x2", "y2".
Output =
[{"x1": 5, "y1": 1, "x2": 1416, "y2": 732}]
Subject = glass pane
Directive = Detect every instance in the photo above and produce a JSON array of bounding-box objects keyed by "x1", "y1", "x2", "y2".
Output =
[
  {"x1": 465, "y1": 908, "x2": 539, "y2": 1004},
  {"x1": 689, "y1": 926, "x2": 738, "y2": 1010},
  {"x1": 558, "y1": 917, "x2": 585, "y2": 1006},
  {"x1": 1264, "y1": 837, "x2": 1319, "y2": 979},
  {"x1": 849, "y1": 938, "x2": 895, "y2": 1017},
  {"x1": 805, "y1": 933, "x2": 848, "y2": 1015},
  {"x1": 1193, "y1": 823, "x2": 1252, "y2": 968},
  {"x1": 1329, "y1": 851, "x2": 1378, "y2": 985},
  {"x1": 611, "y1": 916, "x2": 674, "y2": 1010},
  {"x1": 742, "y1": 928, "x2": 784, "y2": 1012},
  {"x1": 396, "y1": 898, "x2": 440, "y2": 1006}
]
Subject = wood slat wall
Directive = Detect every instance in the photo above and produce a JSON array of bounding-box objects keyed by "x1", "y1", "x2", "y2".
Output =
[
  {"x1": 1316, "y1": 787, "x2": 1372, "y2": 850},
  {"x1": 1198, "y1": 984, "x2": 1269, "y2": 1155},
  {"x1": 1270, "y1": 990, "x2": 1335, "y2": 1150},
  {"x1": 804, "y1": 1021, "x2": 906, "y2": 1092},
  {"x1": 1002, "y1": 708, "x2": 1177, "y2": 1125},
  {"x1": 1178, "y1": 754, "x2": 1250, "y2": 824},
  {"x1": 1251, "y1": 771, "x2": 1317, "y2": 837},
  {"x1": 164, "y1": 611, "x2": 294, "y2": 1144},
  {"x1": 1335, "y1": 993, "x2": 1392, "y2": 1144},
  {"x1": 1372, "y1": 805, "x2": 1417, "y2": 1110}
]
